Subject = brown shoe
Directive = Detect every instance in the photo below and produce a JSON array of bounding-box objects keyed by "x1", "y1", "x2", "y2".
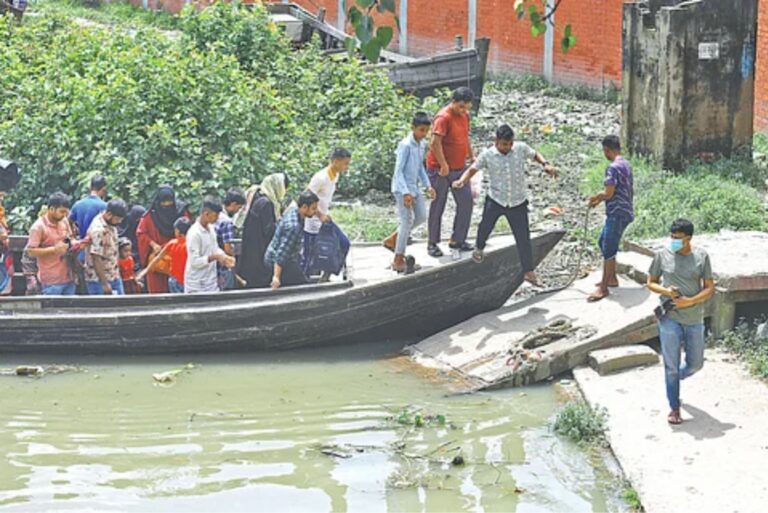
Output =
[
  {"x1": 383, "y1": 232, "x2": 397, "y2": 253},
  {"x1": 392, "y1": 254, "x2": 407, "y2": 273}
]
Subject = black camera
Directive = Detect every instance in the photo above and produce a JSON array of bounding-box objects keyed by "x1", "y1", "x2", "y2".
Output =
[{"x1": 654, "y1": 297, "x2": 676, "y2": 321}]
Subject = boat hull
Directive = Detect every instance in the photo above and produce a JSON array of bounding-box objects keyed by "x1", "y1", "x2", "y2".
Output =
[{"x1": 0, "y1": 231, "x2": 564, "y2": 353}]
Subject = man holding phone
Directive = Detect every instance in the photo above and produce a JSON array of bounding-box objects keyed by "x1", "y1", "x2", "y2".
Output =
[{"x1": 647, "y1": 219, "x2": 715, "y2": 425}]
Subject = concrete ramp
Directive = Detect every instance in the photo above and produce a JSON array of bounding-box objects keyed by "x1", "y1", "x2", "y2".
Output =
[{"x1": 405, "y1": 271, "x2": 660, "y2": 392}]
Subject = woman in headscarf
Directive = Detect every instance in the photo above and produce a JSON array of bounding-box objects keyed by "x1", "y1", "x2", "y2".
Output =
[
  {"x1": 237, "y1": 174, "x2": 288, "y2": 288},
  {"x1": 118, "y1": 205, "x2": 146, "y2": 269},
  {"x1": 136, "y1": 186, "x2": 185, "y2": 293}
]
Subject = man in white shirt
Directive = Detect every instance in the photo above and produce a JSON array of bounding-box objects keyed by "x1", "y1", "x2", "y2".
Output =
[
  {"x1": 302, "y1": 147, "x2": 351, "y2": 276},
  {"x1": 184, "y1": 196, "x2": 235, "y2": 293}
]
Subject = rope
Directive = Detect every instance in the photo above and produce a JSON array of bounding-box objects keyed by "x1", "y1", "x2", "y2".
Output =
[{"x1": 536, "y1": 205, "x2": 592, "y2": 295}]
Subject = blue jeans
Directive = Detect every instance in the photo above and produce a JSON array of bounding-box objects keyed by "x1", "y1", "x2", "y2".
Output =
[
  {"x1": 658, "y1": 317, "x2": 705, "y2": 410},
  {"x1": 395, "y1": 193, "x2": 427, "y2": 255},
  {"x1": 86, "y1": 279, "x2": 125, "y2": 295},
  {"x1": 168, "y1": 276, "x2": 184, "y2": 294},
  {"x1": 598, "y1": 215, "x2": 631, "y2": 260},
  {"x1": 41, "y1": 282, "x2": 77, "y2": 296}
]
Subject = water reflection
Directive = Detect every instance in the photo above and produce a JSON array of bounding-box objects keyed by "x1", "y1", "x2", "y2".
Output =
[{"x1": 0, "y1": 345, "x2": 616, "y2": 512}]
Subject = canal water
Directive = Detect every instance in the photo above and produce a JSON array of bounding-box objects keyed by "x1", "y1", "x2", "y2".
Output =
[{"x1": 0, "y1": 341, "x2": 622, "y2": 512}]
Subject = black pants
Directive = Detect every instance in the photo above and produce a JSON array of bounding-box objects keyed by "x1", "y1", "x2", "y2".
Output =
[
  {"x1": 264, "y1": 258, "x2": 308, "y2": 288},
  {"x1": 476, "y1": 197, "x2": 534, "y2": 273}
]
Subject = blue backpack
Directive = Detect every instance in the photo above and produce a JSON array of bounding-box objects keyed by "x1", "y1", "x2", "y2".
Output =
[{"x1": 311, "y1": 222, "x2": 349, "y2": 276}]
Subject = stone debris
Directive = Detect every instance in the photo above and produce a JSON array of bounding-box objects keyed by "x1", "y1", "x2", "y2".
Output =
[{"x1": 588, "y1": 345, "x2": 660, "y2": 376}]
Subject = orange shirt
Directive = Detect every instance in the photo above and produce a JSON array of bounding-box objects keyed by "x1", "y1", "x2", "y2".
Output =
[
  {"x1": 426, "y1": 105, "x2": 471, "y2": 170},
  {"x1": 118, "y1": 256, "x2": 135, "y2": 281},
  {"x1": 164, "y1": 237, "x2": 187, "y2": 285}
]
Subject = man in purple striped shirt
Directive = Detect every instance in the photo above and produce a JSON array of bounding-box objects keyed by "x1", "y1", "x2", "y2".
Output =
[{"x1": 587, "y1": 135, "x2": 634, "y2": 302}]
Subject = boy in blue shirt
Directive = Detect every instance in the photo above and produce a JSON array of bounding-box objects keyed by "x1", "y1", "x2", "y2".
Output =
[
  {"x1": 70, "y1": 175, "x2": 108, "y2": 239},
  {"x1": 383, "y1": 112, "x2": 436, "y2": 273}
]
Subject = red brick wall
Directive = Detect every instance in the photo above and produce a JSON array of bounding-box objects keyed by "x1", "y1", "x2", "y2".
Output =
[
  {"x1": 755, "y1": 0, "x2": 768, "y2": 131},
  {"x1": 144, "y1": 0, "x2": 768, "y2": 131}
]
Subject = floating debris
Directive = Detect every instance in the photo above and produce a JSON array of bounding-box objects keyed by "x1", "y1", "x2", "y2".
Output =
[
  {"x1": 0, "y1": 365, "x2": 84, "y2": 378},
  {"x1": 152, "y1": 363, "x2": 197, "y2": 385}
]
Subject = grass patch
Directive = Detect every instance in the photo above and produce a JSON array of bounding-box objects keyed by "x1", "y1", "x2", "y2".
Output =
[
  {"x1": 580, "y1": 150, "x2": 768, "y2": 240},
  {"x1": 31, "y1": 0, "x2": 181, "y2": 29},
  {"x1": 331, "y1": 204, "x2": 396, "y2": 242},
  {"x1": 552, "y1": 400, "x2": 608, "y2": 446},
  {"x1": 717, "y1": 321, "x2": 768, "y2": 379},
  {"x1": 487, "y1": 73, "x2": 621, "y2": 104},
  {"x1": 621, "y1": 482, "x2": 644, "y2": 512}
]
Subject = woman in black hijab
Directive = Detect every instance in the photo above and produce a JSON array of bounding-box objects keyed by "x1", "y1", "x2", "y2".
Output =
[
  {"x1": 118, "y1": 205, "x2": 146, "y2": 267},
  {"x1": 136, "y1": 186, "x2": 184, "y2": 293}
]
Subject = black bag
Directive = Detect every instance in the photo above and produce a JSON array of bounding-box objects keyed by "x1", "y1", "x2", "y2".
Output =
[{"x1": 310, "y1": 222, "x2": 349, "y2": 276}]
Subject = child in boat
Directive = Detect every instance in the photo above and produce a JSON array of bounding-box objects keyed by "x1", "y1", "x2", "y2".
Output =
[
  {"x1": 382, "y1": 112, "x2": 436, "y2": 273},
  {"x1": 137, "y1": 217, "x2": 190, "y2": 294},
  {"x1": 118, "y1": 238, "x2": 142, "y2": 294},
  {"x1": 452, "y1": 124, "x2": 558, "y2": 287}
]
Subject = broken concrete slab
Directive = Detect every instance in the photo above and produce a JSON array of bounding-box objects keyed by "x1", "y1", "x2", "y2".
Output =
[
  {"x1": 405, "y1": 271, "x2": 660, "y2": 392},
  {"x1": 574, "y1": 350, "x2": 768, "y2": 513},
  {"x1": 588, "y1": 345, "x2": 659, "y2": 375}
]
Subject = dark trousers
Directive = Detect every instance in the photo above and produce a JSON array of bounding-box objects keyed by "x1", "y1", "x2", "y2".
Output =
[
  {"x1": 277, "y1": 259, "x2": 308, "y2": 287},
  {"x1": 427, "y1": 168, "x2": 473, "y2": 245},
  {"x1": 476, "y1": 197, "x2": 534, "y2": 273}
]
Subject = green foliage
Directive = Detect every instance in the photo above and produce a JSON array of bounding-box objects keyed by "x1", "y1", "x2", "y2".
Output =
[
  {"x1": 0, "y1": 13, "x2": 280, "y2": 228},
  {"x1": 393, "y1": 407, "x2": 448, "y2": 428},
  {"x1": 345, "y1": 0, "x2": 398, "y2": 62},
  {"x1": 330, "y1": 205, "x2": 397, "y2": 241},
  {"x1": 1, "y1": 3, "x2": 434, "y2": 229},
  {"x1": 580, "y1": 151, "x2": 768, "y2": 240},
  {"x1": 514, "y1": 0, "x2": 575, "y2": 52},
  {"x1": 34, "y1": 0, "x2": 181, "y2": 30},
  {"x1": 718, "y1": 322, "x2": 768, "y2": 379},
  {"x1": 552, "y1": 400, "x2": 608, "y2": 445},
  {"x1": 621, "y1": 483, "x2": 643, "y2": 512}
]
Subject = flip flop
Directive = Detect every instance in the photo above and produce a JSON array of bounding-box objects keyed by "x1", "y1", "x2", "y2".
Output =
[
  {"x1": 587, "y1": 291, "x2": 609, "y2": 302},
  {"x1": 667, "y1": 410, "x2": 682, "y2": 425}
]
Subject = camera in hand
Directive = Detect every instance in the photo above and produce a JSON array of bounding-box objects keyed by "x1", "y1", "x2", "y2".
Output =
[{"x1": 654, "y1": 297, "x2": 676, "y2": 321}]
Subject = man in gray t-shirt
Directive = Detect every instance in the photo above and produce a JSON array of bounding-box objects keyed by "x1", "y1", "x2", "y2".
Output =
[{"x1": 647, "y1": 219, "x2": 715, "y2": 426}]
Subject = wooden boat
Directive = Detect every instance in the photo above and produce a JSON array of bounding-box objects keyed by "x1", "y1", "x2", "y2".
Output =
[
  {"x1": 0, "y1": 231, "x2": 563, "y2": 353},
  {"x1": 264, "y1": 3, "x2": 490, "y2": 109}
]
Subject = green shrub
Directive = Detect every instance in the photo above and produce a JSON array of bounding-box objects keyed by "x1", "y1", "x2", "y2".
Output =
[
  {"x1": 0, "y1": 3, "x2": 439, "y2": 229},
  {"x1": 581, "y1": 151, "x2": 768, "y2": 240},
  {"x1": 718, "y1": 322, "x2": 768, "y2": 379},
  {"x1": 552, "y1": 400, "x2": 608, "y2": 445},
  {"x1": 0, "y1": 14, "x2": 282, "y2": 228},
  {"x1": 35, "y1": 0, "x2": 181, "y2": 30}
]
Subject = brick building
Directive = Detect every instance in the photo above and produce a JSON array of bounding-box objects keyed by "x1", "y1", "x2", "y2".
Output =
[{"x1": 134, "y1": 0, "x2": 768, "y2": 131}]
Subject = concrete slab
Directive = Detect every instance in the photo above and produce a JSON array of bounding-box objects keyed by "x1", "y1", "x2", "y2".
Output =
[
  {"x1": 406, "y1": 271, "x2": 660, "y2": 391},
  {"x1": 574, "y1": 350, "x2": 768, "y2": 513},
  {"x1": 588, "y1": 345, "x2": 659, "y2": 375},
  {"x1": 622, "y1": 231, "x2": 768, "y2": 291}
]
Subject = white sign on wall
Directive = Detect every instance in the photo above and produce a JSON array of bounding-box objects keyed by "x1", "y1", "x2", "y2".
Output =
[{"x1": 698, "y1": 42, "x2": 720, "y2": 60}]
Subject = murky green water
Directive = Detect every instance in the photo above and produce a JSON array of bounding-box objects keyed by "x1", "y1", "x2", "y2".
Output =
[{"x1": 0, "y1": 342, "x2": 619, "y2": 512}]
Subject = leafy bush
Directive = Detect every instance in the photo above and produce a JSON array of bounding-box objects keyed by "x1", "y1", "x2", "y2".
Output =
[
  {"x1": 0, "y1": 3, "x2": 437, "y2": 229},
  {"x1": 0, "y1": 14, "x2": 282, "y2": 228},
  {"x1": 35, "y1": 0, "x2": 181, "y2": 30},
  {"x1": 552, "y1": 400, "x2": 608, "y2": 445},
  {"x1": 581, "y1": 151, "x2": 768, "y2": 240},
  {"x1": 718, "y1": 322, "x2": 768, "y2": 379}
]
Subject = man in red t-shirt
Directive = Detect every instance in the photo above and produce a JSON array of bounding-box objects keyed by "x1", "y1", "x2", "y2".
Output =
[{"x1": 426, "y1": 87, "x2": 475, "y2": 257}]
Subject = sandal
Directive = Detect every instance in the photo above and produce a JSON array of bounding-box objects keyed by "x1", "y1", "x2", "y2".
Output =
[
  {"x1": 667, "y1": 409, "x2": 682, "y2": 425},
  {"x1": 427, "y1": 244, "x2": 444, "y2": 257}
]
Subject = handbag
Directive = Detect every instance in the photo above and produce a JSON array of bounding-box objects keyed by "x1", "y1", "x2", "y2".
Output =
[{"x1": 148, "y1": 247, "x2": 173, "y2": 276}]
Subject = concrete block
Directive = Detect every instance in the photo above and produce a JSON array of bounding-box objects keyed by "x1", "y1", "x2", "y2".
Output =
[{"x1": 588, "y1": 345, "x2": 659, "y2": 376}]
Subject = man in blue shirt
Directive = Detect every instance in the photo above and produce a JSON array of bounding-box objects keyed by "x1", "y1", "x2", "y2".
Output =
[
  {"x1": 383, "y1": 112, "x2": 436, "y2": 272},
  {"x1": 70, "y1": 175, "x2": 108, "y2": 240}
]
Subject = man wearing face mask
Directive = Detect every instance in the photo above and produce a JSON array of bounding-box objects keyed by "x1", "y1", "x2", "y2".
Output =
[{"x1": 647, "y1": 219, "x2": 715, "y2": 425}]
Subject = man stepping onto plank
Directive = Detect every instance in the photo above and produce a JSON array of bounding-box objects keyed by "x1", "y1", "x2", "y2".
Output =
[{"x1": 453, "y1": 124, "x2": 557, "y2": 287}]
